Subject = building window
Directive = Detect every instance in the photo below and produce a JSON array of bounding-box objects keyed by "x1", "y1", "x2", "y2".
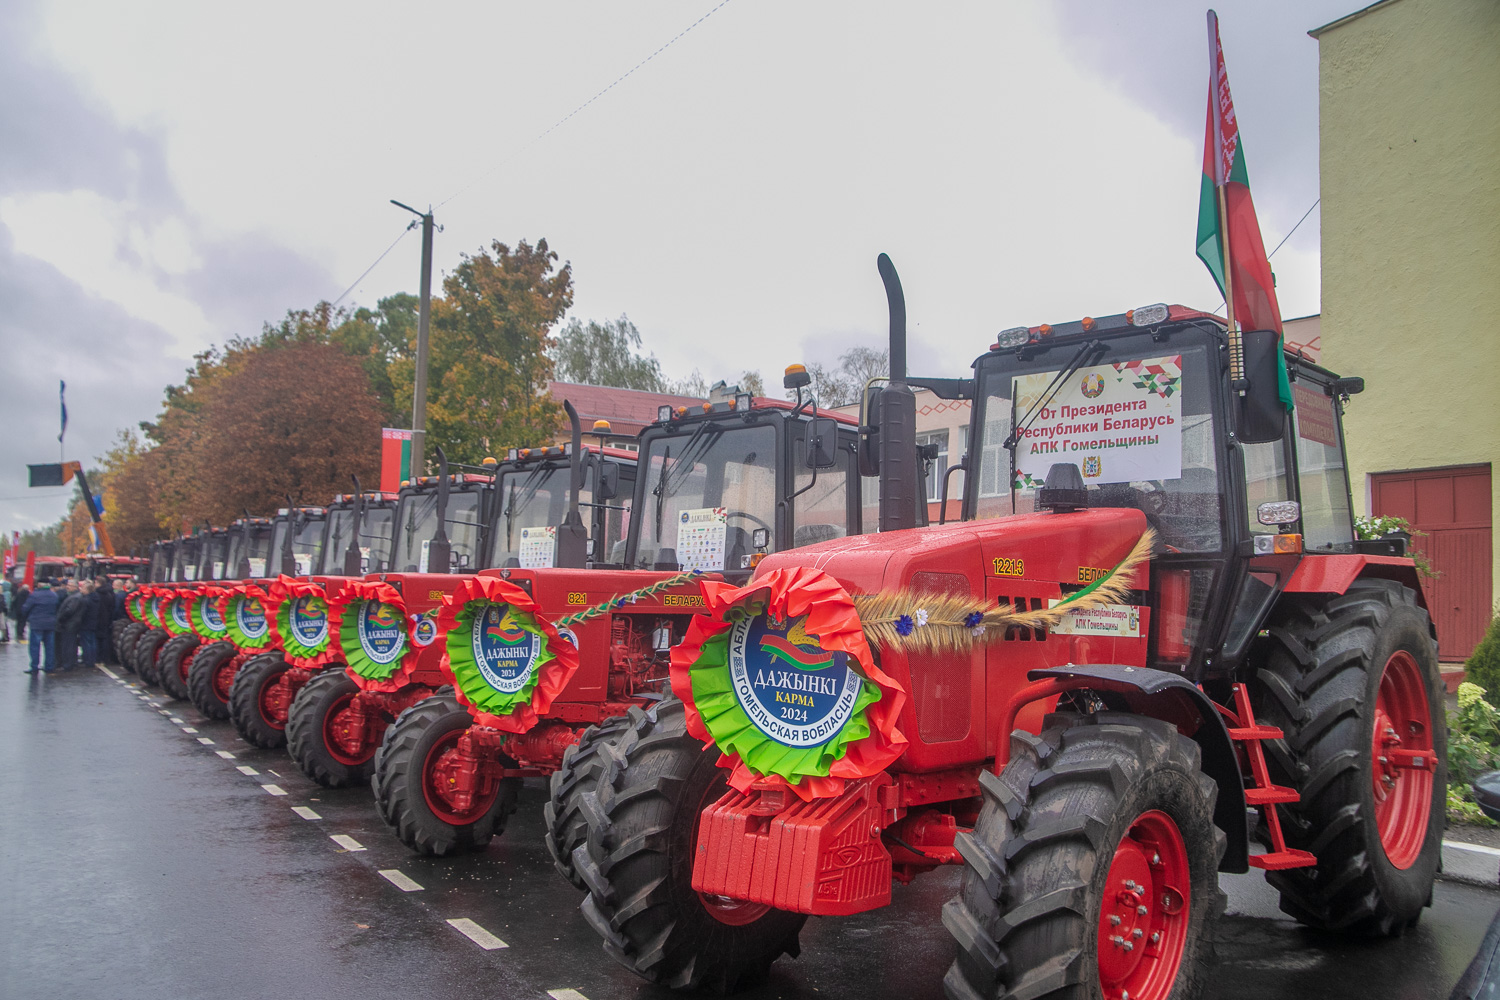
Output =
[{"x1": 916, "y1": 430, "x2": 949, "y2": 502}]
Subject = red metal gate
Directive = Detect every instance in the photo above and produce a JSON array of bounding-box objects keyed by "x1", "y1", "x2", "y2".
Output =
[{"x1": 1372, "y1": 465, "x2": 1493, "y2": 661}]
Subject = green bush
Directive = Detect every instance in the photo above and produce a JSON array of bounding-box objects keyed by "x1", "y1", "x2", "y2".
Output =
[
  {"x1": 1465, "y1": 608, "x2": 1500, "y2": 696},
  {"x1": 1448, "y1": 681, "x2": 1500, "y2": 826}
]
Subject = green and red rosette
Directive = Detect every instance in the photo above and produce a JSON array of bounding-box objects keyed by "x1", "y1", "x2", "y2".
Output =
[
  {"x1": 669, "y1": 566, "x2": 908, "y2": 802},
  {"x1": 328, "y1": 580, "x2": 423, "y2": 693},
  {"x1": 267, "y1": 575, "x2": 340, "y2": 668},
  {"x1": 125, "y1": 589, "x2": 148, "y2": 623},
  {"x1": 141, "y1": 587, "x2": 167, "y2": 629},
  {"x1": 222, "y1": 583, "x2": 275, "y2": 653},
  {"x1": 161, "y1": 587, "x2": 198, "y2": 637},
  {"x1": 439, "y1": 576, "x2": 580, "y2": 734},
  {"x1": 189, "y1": 586, "x2": 231, "y2": 641}
]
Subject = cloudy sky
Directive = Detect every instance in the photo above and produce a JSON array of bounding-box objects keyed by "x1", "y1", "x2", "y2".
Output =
[{"x1": 1, "y1": 0, "x2": 1357, "y2": 535}]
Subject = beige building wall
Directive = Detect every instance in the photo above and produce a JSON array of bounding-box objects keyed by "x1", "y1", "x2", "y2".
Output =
[{"x1": 1313, "y1": 0, "x2": 1500, "y2": 590}]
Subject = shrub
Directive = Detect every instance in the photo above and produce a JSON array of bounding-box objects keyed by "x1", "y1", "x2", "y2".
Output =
[
  {"x1": 1447, "y1": 681, "x2": 1500, "y2": 826},
  {"x1": 1465, "y1": 608, "x2": 1500, "y2": 697}
]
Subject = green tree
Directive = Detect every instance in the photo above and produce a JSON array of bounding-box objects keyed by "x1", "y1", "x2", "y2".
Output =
[
  {"x1": 417, "y1": 239, "x2": 573, "y2": 460},
  {"x1": 552, "y1": 314, "x2": 665, "y2": 391}
]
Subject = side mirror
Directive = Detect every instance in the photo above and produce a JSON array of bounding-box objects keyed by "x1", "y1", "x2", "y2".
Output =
[
  {"x1": 858, "y1": 385, "x2": 883, "y2": 477},
  {"x1": 597, "y1": 461, "x2": 620, "y2": 500},
  {"x1": 805, "y1": 418, "x2": 839, "y2": 469},
  {"x1": 1237, "y1": 329, "x2": 1288, "y2": 445},
  {"x1": 1332, "y1": 376, "x2": 1365, "y2": 398}
]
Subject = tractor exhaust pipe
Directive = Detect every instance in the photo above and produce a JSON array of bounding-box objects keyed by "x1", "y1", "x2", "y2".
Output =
[
  {"x1": 428, "y1": 446, "x2": 452, "y2": 574},
  {"x1": 344, "y1": 474, "x2": 365, "y2": 576},
  {"x1": 877, "y1": 253, "x2": 919, "y2": 533},
  {"x1": 557, "y1": 400, "x2": 589, "y2": 568}
]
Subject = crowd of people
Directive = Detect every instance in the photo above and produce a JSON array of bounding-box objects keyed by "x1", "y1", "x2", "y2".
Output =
[{"x1": 1, "y1": 576, "x2": 137, "y2": 674}]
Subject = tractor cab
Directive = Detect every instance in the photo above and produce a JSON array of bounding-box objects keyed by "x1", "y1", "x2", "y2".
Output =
[
  {"x1": 76, "y1": 554, "x2": 148, "y2": 584},
  {"x1": 389, "y1": 474, "x2": 493, "y2": 575},
  {"x1": 488, "y1": 442, "x2": 637, "y2": 569},
  {"x1": 170, "y1": 532, "x2": 203, "y2": 583},
  {"x1": 192, "y1": 527, "x2": 231, "y2": 582},
  {"x1": 147, "y1": 540, "x2": 176, "y2": 583},
  {"x1": 224, "y1": 516, "x2": 274, "y2": 582},
  {"x1": 624, "y1": 390, "x2": 871, "y2": 583},
  {"x1": 321, "y1": 491, "x2": 399, "y2": 577},
  {"x1": 266, "y1": 506, "x2": 327, "y2": 578}
]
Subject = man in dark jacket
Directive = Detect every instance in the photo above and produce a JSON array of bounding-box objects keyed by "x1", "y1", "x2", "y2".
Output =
[
  {"x1": 21, "y1": 582, "x2": 59, "y2": 673},
  {"x1": 95, "y1": 580, "x2": 116, "y2": 665},
  {"x1": 12, "y1": 582, "x2": 29, "y2": 640},
  {"x1": 78, "y1": 580, "x2": 102, "y2": 667},
  {"x1": 55, "y1": 581, "x2": 86, "y2": 671}
]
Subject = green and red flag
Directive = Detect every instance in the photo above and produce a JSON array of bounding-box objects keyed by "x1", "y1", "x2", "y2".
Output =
[{"x1": 1195, "y1": 9, "x2": 1292, "y2": 409}]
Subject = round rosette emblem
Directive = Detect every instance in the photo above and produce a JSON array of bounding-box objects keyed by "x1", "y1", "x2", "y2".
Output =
[
  {"x1": 328, "y1": 580, "x2": 420, "y2": 692},
  {"x1": 268, "y1": 576, "x2": 339, "y2": 667},
  {"x1": 190, "y1": 586, "x2": 231, "y2": 640},
  {"x1": 162, "y1": 590, "x2": 197, "y2": 636},
  {"x1": 439, "y1": 576, "x2": 580, "y2": 734},
  {"x1": 126, "y1": 589, "x2": 150, "y2": 623},
  {"x1": 669, "y1": 566, "x2": 908, "y2": 802},
  {"x1": 223, "y1": 583, "x2": 274, "y2": 651},
  {"x1": 144, "y1": 590, "x2": 167, "y2": 629}
]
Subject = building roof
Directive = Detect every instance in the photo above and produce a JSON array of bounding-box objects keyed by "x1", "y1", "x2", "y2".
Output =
[
  {"x1": 1309, "y1": 0, "x2": 1406, "y2": 38},
  {"x1": 548, "y1": 382, "x2": 709, "y2": 438}
]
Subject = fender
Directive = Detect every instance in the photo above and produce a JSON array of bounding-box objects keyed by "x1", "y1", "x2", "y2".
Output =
[
  {"x1": 1284, "y1": 553, "x2": 1427, "y2": 611},
  {"x1": 1025, "y1": 665, "x2": 1249, "y2": 874}
]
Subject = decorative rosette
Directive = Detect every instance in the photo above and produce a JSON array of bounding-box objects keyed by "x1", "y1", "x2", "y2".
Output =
[
  {"x1": 669, "y1": 566, "x2": 908, "y2": 802},
  {"x1": 161, "y1": 588, "x2": 198, "y2": 637},
  {"x1": 267, "y1": 575, "x2": 341, "y2": 668},
  {"x1": 328, "y1": 579, "x2": 422, "y2": 693},
  {"x1": 439, "y1": 576, "x2": 580, "y2": 735},
  {"x1": 126, "y1": 589, "x2": 150, "y2": 623},
  {"x1": 222, "y1": 583, "x2": 275, "y2": 652},
  {"x1": 189, "y1": 586, "x2": 231, "y2": 641},
  {"x1": 141, "y1": 588, "x2": 167, "y2": 629}
]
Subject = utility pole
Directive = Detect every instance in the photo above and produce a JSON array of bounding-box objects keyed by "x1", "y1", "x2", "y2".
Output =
[{"x1": 391, "y1": 200, "x2": 435, "y2": 479}]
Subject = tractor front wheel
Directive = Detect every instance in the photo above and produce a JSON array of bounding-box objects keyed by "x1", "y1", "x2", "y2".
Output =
[
  {"x1": 575, "y1": 697, "x2": 807, "y2": 992},
  {"x1": 943, "y1": 713, "x2": 1225, "y2": 1000},
  {"x1": 545, "y1": 714, "x2": 633, "y2": 889},
  {"x1": 188, "y1": 642, "x2": 239, "y2": 720},
  {"x1": 288, "y1": 670, "x2": 379, "y2": 788},
  {"x1": 134, "y1": 628, "x2": 168, "y2": 686},
  {"x1": 114, "y1": 621, "x2": 144, "y2": 668},
  {"x1": 228, "y1": 653, "x2": 293, "y2": 749},
  {"x1": 1253, "y1": 579, "x2": 1445, "y2": 935},
  {"x1": 157, "y1": 634, "x2": 200, "y2": 701},
  {"x1": 371, "y1": 695, "x2": 519, "y2": 856}
]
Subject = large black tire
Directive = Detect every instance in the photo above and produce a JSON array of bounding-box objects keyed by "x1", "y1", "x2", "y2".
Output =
[
  {"x1": 288, "y1": 670, "x2": 377, "y2": 789},
  {"x1": 187, "y1": 642, "x2": 239, "y2": 720},
  {"x1": 1252, "y1": 578, "x2": 1445, "y2": 935},
  {"x1": 115, "y1": 622, "x2": 146, "y2": 671},
  {"x1": 156, "y1": 634, "x2": 200, "y2": 701},
  {"x1": 545, "y1": 714, "x2": 633, "y2": 889},
  {"x1": 371, "y1": 694, "x2": 520, "y2": 856},
  {"x1": 133, "y1": 628, "x2": 169, "y2": 686},
  {"x1": 228, "y1": 653, "x2": 292, "y2": 749},
  {"x1": 943, "y1": 713, "x2": 1226, "y2": 1000},
  {"x1": 576, "y1": 697, "x2": 807, "y2": 992}
]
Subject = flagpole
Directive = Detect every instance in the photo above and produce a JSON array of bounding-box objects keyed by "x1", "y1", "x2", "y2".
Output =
[{"x1": 1218, "y1": 182, "x2": 1243, "y2": 390}]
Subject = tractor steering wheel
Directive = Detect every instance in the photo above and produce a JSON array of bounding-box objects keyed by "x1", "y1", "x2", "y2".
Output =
[{"x1": 724, "y1": 510, "x2": 773, "y2": 535}]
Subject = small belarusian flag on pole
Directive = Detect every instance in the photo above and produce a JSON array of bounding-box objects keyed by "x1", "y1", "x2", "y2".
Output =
[{"x1": 1195, "y1": 10, "x2": 1292, "y2": 410}]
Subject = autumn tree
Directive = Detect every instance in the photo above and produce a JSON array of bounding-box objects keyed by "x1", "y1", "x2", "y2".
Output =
[
  {"x1": 552, "y1": 315, "x2": 665, "y2": 391},
  {"x1": 96, "y1": 430, "x2": 163, "y2": 552},
  {"x1": 415, "y1": 239, "x2": 573, "y2": 461}
]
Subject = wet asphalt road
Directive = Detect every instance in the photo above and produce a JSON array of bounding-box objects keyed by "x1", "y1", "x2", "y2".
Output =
[{"x1": 0, "y1": 640, "x2": 1496, "y2": 1000}]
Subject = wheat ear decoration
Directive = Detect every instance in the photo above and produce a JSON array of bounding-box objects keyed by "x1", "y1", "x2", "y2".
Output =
[{"x1": 853, "y1": 528, "x2": 1156, "y2": 654}]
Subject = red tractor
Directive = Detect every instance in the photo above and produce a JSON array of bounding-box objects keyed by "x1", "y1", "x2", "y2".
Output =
[
  {"x1": 370, "y1": 388, "x2": 888, "y2": 861},
  {"x1": 567, "y1": 258, "x2": 1443, "y2": 1000},
  {"x1": 184, "y1": 515, "x2": 277, "y2": 719},
  {"x1": 304, "y1": 410, "x2": 640, "y2": 794}
]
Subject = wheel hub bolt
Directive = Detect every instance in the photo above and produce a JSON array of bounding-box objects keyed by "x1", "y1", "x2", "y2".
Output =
[
  {"x1": 1122, "y1": 942, "x2": 1134, "y2": 952},
  {"x1": 1110, "y1": 914, "x2": 1122, "y2": 926},
  {"x1": 1133, "y1": 928, "x2": 1143, "y2": 939},
  {"x1": 1151, "y1": 931, "x2": 1161, "y2": 943},
  {"x1": 1110, "y1": 935, "x2": 1124, "y2": 947},
  {"x1": 1151, "y1": 853, "x2": 1160, "y2": 865},
  {"x1": 1137, "y1": 904, "x2": 1148, "y2": 915}
]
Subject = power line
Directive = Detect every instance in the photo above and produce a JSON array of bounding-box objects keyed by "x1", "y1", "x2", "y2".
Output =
[
  {"x1": 1210, "y1": 196, "x2": 1321, "y2": 316},
  {"x1": 331, "y1": 222, "x2": 417, "y2": 307},
  {"x1": 436, "y1": 0, "x2": 733, "y2": 210}
]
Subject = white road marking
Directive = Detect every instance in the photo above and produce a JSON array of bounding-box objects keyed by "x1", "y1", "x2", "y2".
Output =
[
  {"x1": 330, "y1": 834, "x2": 366, "y2": 852},
  {"x1": 548, "y1": 991, "x2": 590, "y2": 1000},
  {"x1": 261, "y1": 784, "x2": 288, "y2": 797},
  {"x1": 1445, "y1": 840, "x2": 1500, "y2": 858},
  {"x1": 236, "y1": 766, "x2": 260, "y2": 776},
  {"x1": 182, "y1": 727, "x2": 198, "y2": 734},
  {"x1": 98, "y1": 666, "x2": 119, "y2": 679},
  {"x1": 169, "y1": 717, "x2": 185, "y2": 724},
  {"x1": 447, "y1": 918, "x2": 507, "y2": 950},
  {"x1": 158, "y1": 710, "x2": 171, "y2": 716},
  {"x1": 215, "y1": 750, "x2": 236, "y2": 759},
  {"x1": 378, "y1": 869, "x2": 424, "y2": 892},
  {"x1": 291, "y1": 806, "x2": 321, "y2": 820},
  {"x1": 267, "y1": 769, "x2": 281, "y2": 777},
  {"x1": 196, "y1": 737, "x2": 215, "y2": 745}
]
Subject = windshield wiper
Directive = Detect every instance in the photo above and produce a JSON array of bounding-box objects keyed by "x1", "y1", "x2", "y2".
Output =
[
  {"x1": 1002, "y1": 338, "x2": 1105, "y2": 458},
  {"x1": 652, "y1": 423, "x2": 722, "y2": 540},
  {"x1": 505, "y1": 467, "x2": 554, "y2": 551}
]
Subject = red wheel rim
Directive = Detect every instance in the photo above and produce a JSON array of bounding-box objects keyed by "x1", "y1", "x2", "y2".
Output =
[
  {"x1": 1096, "y1": 809, "x2": 1190, "y2": 1000},
  {"x1": 1372, "y1": 649, "x2": 1435, "y2": 869},
  {"x1": 692, "y1": 776, "x2": 771, "y2": 926},
  {"x1": 258, "y1": 673, "x2": 290, "y2": 729},
  {"x1": 324, "y1": 693, "x2": 375, "y2": 767},
  {"x1": 422, "y1": 729, "x2": 498, "y2": 825},
  {"x1": 214, "y1": 659, "x2": 238, "y2": 702}
]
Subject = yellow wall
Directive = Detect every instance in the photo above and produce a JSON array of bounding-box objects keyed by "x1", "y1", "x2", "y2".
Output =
[{"x1": 1315, "y1": 0, "x2": 1500, "y2": 592}]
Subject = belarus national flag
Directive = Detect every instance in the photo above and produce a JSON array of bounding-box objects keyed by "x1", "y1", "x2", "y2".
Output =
[{"x1": 1195, "y1": 10, "x2": 1292, "y2": 409}]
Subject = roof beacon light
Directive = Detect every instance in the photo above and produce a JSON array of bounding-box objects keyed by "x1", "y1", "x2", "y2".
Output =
[
  {"x1": 783, "y1": 364, "x2": 811, "y2": 391},
  {"x1": 657, "y1": 405, "x2": 673, "y2": 422},
  {"x1": 701, "y1": 402, "x2": 712, "y2": 413},
  {"x1": 1127, "y1": 303, "x2": 1170, "y2": 327},
  {"x1": 593, "y1": 419, "x2": 611, "y2": 434},
  {"x1": 994, "y1": 326, "x2": 1031, "y2": 349},
  {"x1": 481, "y1": 456, "x2": 498, "y2": 466}
]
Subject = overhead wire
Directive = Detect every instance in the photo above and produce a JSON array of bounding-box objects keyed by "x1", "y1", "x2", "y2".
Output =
[
  {"x1": 435, "y1": 0, "x2": 733, "y2": 211},
  {"x1": 331, "y1": 222, "x2": 418, "y2": 307},
  {"x1": 1210, "y1": 196, "x2": 1321, "y2": 317}
]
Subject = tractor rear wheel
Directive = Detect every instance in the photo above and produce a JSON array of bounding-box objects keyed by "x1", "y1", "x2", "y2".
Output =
[
  {"x1": 545, "y1": 714, "x2": 633, "y2": 889},
  {"x1": 134, "y1": 629, "x2": 168, "y2": 686},
  {"x1": 157, "y1": 634, "x2": 200, "y2": 701},
  {"x1": 115, "y1": 622, "x2": 146, "y2": 671},
  {"x1": 288, "y1": 670, "x2": 377, "y2": 789},
  {"x1": 1252, "y1": 579, "x2": 1444, "y2": 935},
  {"x1": 943, "y1": 713, "x2": 1225, "y2": 1000},
  {"x1": 371, "y1": 695, "x2": 520, "y2": 856},
  {"x1": 575, "y1": 697, "x2": 807, "y2": 992},
  {"x1": 228, "y1": 653, "x2": 292, "y2": 749},
  {"x1": 188, "y1": 642, "x2": 239, "y2": 720}
]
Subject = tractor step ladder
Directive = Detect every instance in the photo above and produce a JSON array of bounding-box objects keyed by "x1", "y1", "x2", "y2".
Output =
[{"x1": 1223, "y1": 683, "x2": 1317, "y2": 871}]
